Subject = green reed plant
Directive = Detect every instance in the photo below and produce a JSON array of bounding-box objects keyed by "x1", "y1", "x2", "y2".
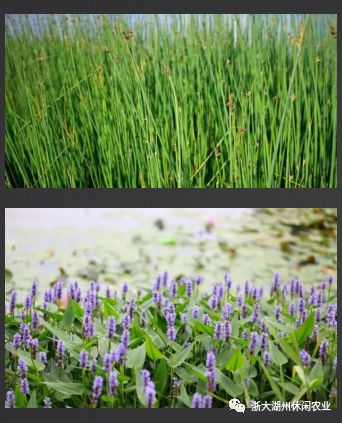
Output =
[{"x1": 5, "y1": 14, "x2": 337, "y2": 188}]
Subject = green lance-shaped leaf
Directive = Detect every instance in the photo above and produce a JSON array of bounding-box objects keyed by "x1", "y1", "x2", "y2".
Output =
[
  {"x1": 226, "y1": 348, "x2": 245, "y2": 371},
  {"x1": 145, "y1": 333, "x2": 165, "y2": 361},
  {"x1": 126, "y1": 343, "x2": 146, "y2": 369}
]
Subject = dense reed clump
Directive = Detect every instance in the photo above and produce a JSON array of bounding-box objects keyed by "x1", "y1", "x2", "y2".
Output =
[
  {"x1": 5, "y1": 14, "x2": 337, "y2": 188},
  {"x1": 5, "y1": 273, "x2": 337, "y2": 408}
]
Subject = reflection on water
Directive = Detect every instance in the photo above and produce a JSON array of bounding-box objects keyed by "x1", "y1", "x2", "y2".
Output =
[{"x1": 5, "y1": 208, "x2": 336, "y2": 297}]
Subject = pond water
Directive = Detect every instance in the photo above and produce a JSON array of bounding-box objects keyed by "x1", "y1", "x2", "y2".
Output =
[{"x1": 5, "y1": 208, "x2": 336, "y2": 298}]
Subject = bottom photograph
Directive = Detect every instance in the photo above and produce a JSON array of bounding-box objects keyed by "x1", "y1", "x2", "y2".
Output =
[{"x1": 4, "y1": 208, "x2": 337, "y2": 409}]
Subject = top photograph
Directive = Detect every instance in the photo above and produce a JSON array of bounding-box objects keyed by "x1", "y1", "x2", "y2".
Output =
[{"x1": 5, "y1": 14, "x2": 337, "y2": 188}]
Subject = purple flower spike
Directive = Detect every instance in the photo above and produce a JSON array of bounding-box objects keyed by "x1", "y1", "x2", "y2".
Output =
[
  {"x1": 24, "y1": 293, "x2": 33, "y2": 311},
  {"x1": 153, "y1": 290, "x2": 162, "y2": 309},
  {"x1": 186, "y1": 279, "x2": 193, "y2": 297},
  {"x1": 209, "y1": 295, "x2": 219, "y2": 311},
  {"x1": 192, "y1": 306, "x2": 199, "y2": 319},
  {"x1": 121, "y1": 282, "x2": 128, "y2": 300},
  {"x1": 180, "y1": 313, "x2": 188, "y2": 324},
  {"x1": 321, "y1": 281, "x2": 327, "y2": 290},
  {"x1": 252, "y1": 304, "x2": 260, "y2": 323},
  {"x1": 105, "y1": 286, "x2": 112, "y2": 299},
  {"x1": 221, "y1": 303, "x2": 232, "y2": 320},
  {"x1": 250, "y1": 287, "x2": 257, "y2": 301},
  {"x1": 91, "y1": 375, "x2": 104, "y2": 405},
  {"x1": 69, "y1": 282, "x2": 81, "y2": 302},
  {"x1": 79, "y1": 350, "x2": 89, "y2": 369},
  {"x1": 274, "y1": 305, "x2": 281, "y2": 323},
  {"x1": 6, "y1": 390, "x2": 15, "y2": 408},
  {"x1": 30, "y1": 280, "x2": 39, "y2": 298},
  {"x1": 53, "y1": 281, "x2": 63, "y2": 302},
  {"x1": 20, "y1": 323, "x2": 31, "y2": 345},
  {"x1": 319, "y1": 340, "x2": 329, "y2": 363},
  {"x1": 31, "y1": 310, "x2": 40, "y2": 330},
  {"x1": 11, "y1": 333, "x2": 22, "y2": 349},
  {"x1": 90, "y1": 359, "x2": 97, "y2": 373},
  {"x1": 205, "y1": 349, "x2": 217, "y2": 392},
  {"x1": 236, "y1": 294, "x2": 243, "y2": 307},
  {"x1": 213, "y1": 283, "x2": 224, "y2": 299},
  {"x1": 224, "y1": 320, "x2": 232, "y2": 341},
  {"x1": 224, "y1": 274, "x2": 232, "y2": 290},
  {"x1": 195, "y1": 275, "x2": 203, "y2": 286},
  {"x1": 206, "y1": 370, "x2": 216, "y2": 392},
  {"x1": 141, "y1": 369, "x2": 151, "y2": 387},
  {"x1": 39, "y1": 351, "x2": 48, "y2": 365},
  {"x1": 107, "y1": 316, "x2": 116, "y2": 339},
  {"x1": 248, "y1": 331, "x2": 259, "y2": 355},
  {"x1": 84, "y1": 300, "x2": 93, "y2": 315},
  {"x1": 103, "y1": 353, "x2": 112, "y2": 372},
  {"x1": 56, "y1": 340, "x2": 65, "y2": 368},
  {"x1": 145, "y1": 384, "x2": 156, "y2": 408},
  {"x1": 153, "y1": 274, "x2": 162, "y2": 291},
  {"x1": 289, "y1": 302, "x2": 296, "y2": 317},
  {"x1": 214, "y1": 322, "x2": 223, "y2": 340},
  {"x1": 165, "y1": 306, "x2": 176, "y2": 326},
  {"x1": 162, "y1": 271, "x2": 169, "y2": 287},
  {"x1": 245, "y1": 377, "x2": 250, "y2": 389},
  {"x1": 316, "y1": 291, "x2": 324, "y2": 307},
  {"x1": 108, "y1": 370, "x2": 119, "y2": 396},
  {"x1": 290, "y1": 278, "x2": 296, "y2": 297},
  {"x1": 192, "y1": 393, "x2": 203, "y2": 408},
  {"x1": 83, "y1": 314, "x2": 96, "y2": 339},
  {"x1": 20, "y1": 377, "x2": 29, "y2": 395},
  {"x1": 203, "y1": 394, "x2": 212, "y2": 408},
  {"x1": 258, "y1": 286, "x2": 264, "y2": 299},
  {"x1": 116, "y1": 343, "x2": 128, "y2": 365},
  {"x1": 28, "y1": 337, "x2": 38, "y2": 359},
  {"x1": 43, "y1": 289, "x2": 53, "y2": 304},
  {"x1": 281, "y1": 285, "x2": 287, "y2": 298},
  {"x1": 203, "y1": 314, "x2": 211, "y2": 326},
  {"x1": 121, "y1": 313, "x2": 131, "y2": 330},
  {"x1": 241, "y1": 304, "x2": 248, "y2": 319},
  {"x1": 206, "y1": 351, "x2": 216, "y2": 372},
  {"x1": 300, "y1": 309, "x2": 308, "y2": 323},
  {"x1": 18, "y1": 357, "x2": 28, "y2": 378},
  {"x1": 273, "y1": 273, "x2": 281, "y2": 290},
  {"x1": 260, "y1": 321, "x2": 267, "y2": 332},
  {"x1": 43, "y1": 397, "x2": 52, "y2": 408},
  {"x1": 298, "y1": 298, "x2": 305, "y2": 314},
  {"x1": 244, "y1": 280, "x2": 250, "y2": 297},
  {"x1": 167, "y1": 325, "x2": 176, "y2": 341},
  {"x1": 327, "y1": 309, "x2": 337, "y2": 328},
  {"x1": 263, "y1": 351, "x2": 271, "y2": 367},
  {"x1": 260, "y1": 332, "x2": 269, "y2": 352},
  {"x1": 169, "y1": 280, "x2": 178, "y2": 298},
  {"x1": 328, "y1": 276, "x2": 333, "y2": 287},
  {"x1": 242, "y1": 329, "x2": 248, "y2": 340},
  {"x1": 141, "y1": 371, "x2": 157, "y2": 408},
  {"x1": 121, "y1": 329, "x2": 130, "y2": 349},
  {"x1": 300, "y1": 349, "x2": 311, "y2": 367},
  {"x1": 8, "y1": 290, "x2": 17, "y2": 314}
]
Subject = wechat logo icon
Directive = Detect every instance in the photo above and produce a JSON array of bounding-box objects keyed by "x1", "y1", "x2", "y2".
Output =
[{"x1": 229, "y1": 398, "x2": 246, "y2": 413}]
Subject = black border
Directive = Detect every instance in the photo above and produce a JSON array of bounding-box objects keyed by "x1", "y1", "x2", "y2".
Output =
[{"x1": 1, "y1": 1, "x2": 341, "y2": 422}]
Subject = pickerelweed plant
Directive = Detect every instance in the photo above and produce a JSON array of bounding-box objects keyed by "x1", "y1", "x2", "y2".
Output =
[
  {"x1": 5, "y1": 273, "x2": 337, "y2": 408},
  {"x1": 5, "y1": 14, "x2": 337, "y2": 188}
]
